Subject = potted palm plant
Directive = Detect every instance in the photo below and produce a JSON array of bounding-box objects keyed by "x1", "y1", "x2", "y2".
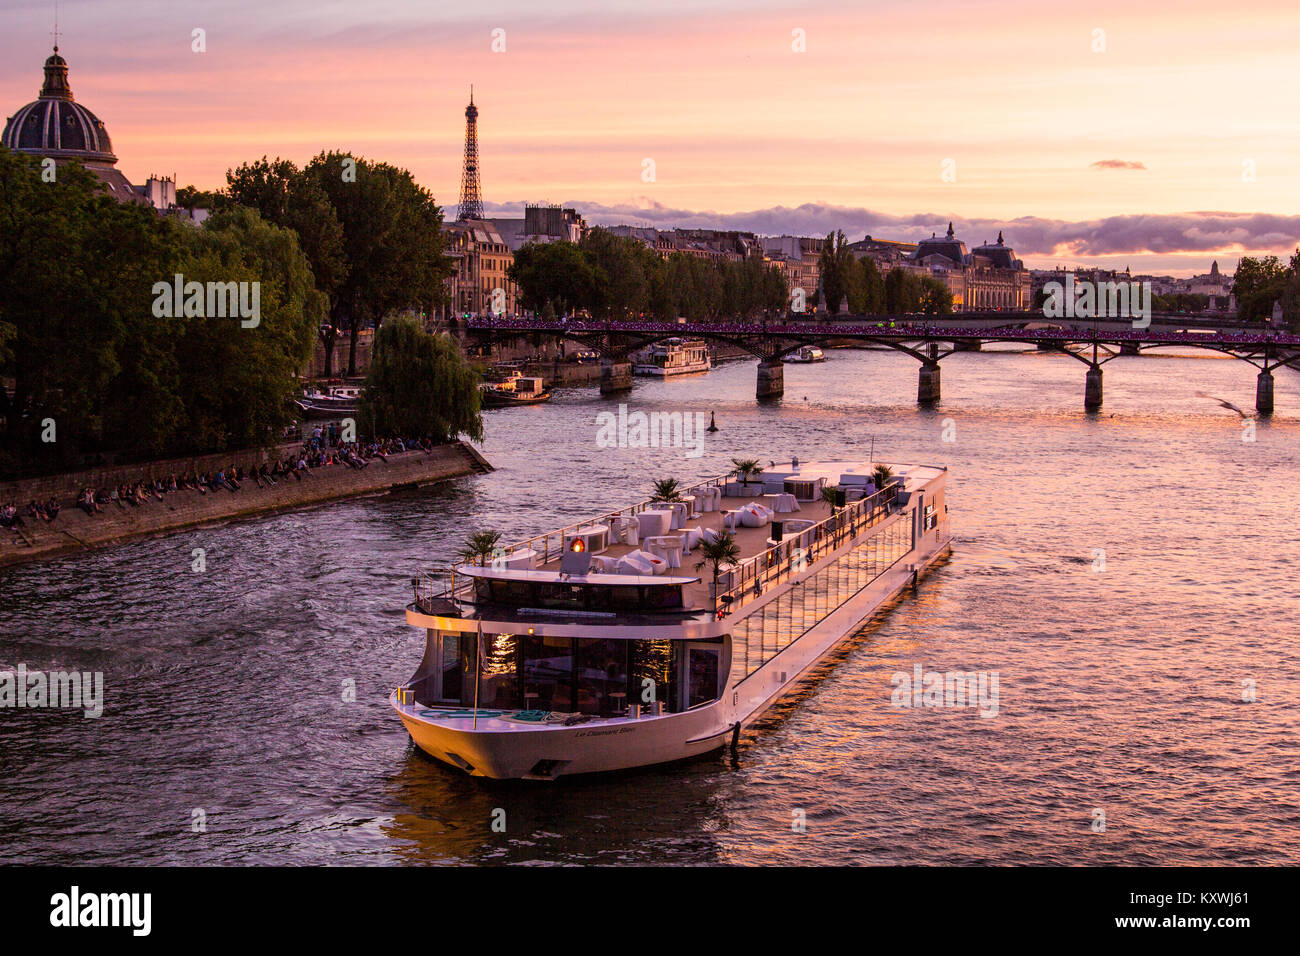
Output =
[
  {"x1": 457, "y1": 529, "x2": 503, "y2": 567},
  {"x1": 730, "y1": 458, "x2": 765, "y2": 497},
  {"x1": 695, "y1": 530, "x2": 742, "y2": 614},
  {"x1": 650, "y1": 478, "x2": 683, "y2": 502}
]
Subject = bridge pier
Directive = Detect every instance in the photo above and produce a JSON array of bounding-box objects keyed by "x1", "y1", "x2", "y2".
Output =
[
  {"x1": 1257, "y1": 370, "x2": 1274, "y2": 416},
  {"x1": 1119, "y1": 342, "x2": 1141, "y2": 356},
  {"x1": 917, "y1": 362, "x2": 941, "y2": 404},
  {"x1": 756, "y1": 359, "x2": 784, "y2": 400},
  {"x1": 953, "y1": 339, "x2": 982, "y2": 352},
  {"x1": 599, "y1": 359, "x2": 633, "y2": 395},
  {"x1": 1085, "y1": 364, "x2": 1103, "y2": 410}
]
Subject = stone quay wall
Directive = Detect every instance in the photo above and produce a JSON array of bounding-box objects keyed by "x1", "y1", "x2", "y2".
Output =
[{"x1": 0, "y1": 442, "x2": 491, "y2": 570}]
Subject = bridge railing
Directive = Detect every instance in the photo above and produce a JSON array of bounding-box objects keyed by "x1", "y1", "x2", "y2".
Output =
[{"x1": 466, "y1": 315, "x2": 1300, "y2": 347}]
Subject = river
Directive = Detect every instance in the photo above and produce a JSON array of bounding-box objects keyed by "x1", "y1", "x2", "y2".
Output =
[{"x1": 2, "y1": 344, "x2": 1297, "y2": 864}]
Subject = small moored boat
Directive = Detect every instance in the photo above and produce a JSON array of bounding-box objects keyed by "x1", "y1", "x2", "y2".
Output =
[
  {"x1": 479, "y1": 371, "x2": 551, "y2": 408},
  {"x1": 295, "y1": 385, "x2": 360, "y2": 418},
  {"x1": 787, "y1": 345, "x2": 826, "y2": 363}
]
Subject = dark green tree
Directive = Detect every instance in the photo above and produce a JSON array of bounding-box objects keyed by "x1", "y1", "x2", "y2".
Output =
[
  {"x1": 225, "y1": 156, "x2": 347, "y2": 374},
  {"x1": 359, "y1": 315, "x2": 482, "y2": 442},
  {"x1": 303, "y1": 152, "x2": 452, "y2": 375},
  {"x1": 1233, "y1": 255, "x2": 1289, "y2": 325},
  {"x1": 0, "y1": 147, "x2": 182, "y2": 471},
  {"x1": 859, "y1": 257, "x2": 886, "y2": 314},
  {"x1": 166, "y1": 206, "x2": 324, "y2": 453},
  {"x1": 818, "y1": 230, "x2": 860, "y2": 314},
  {"x1": 508, "y1": 240, "x2": 596, "y2": 316}
]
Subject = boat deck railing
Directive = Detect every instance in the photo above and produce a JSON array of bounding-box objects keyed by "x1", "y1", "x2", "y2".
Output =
[
  {"x1": 712, "y1": 482, "x2": 900, "y2": 617},
  {"x1": 411, "y1": 474, "x2": 902, "y2": 618}
]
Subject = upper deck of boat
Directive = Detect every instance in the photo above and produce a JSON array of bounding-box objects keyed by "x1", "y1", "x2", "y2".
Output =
[{"x1": 450, "y1": 461, "x2": 946, "y2": 616}]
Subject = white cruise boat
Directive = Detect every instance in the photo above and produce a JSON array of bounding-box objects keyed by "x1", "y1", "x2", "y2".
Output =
[
  {"x1": 632, "y1": 338, "x2": 711, "y2": 376},
  {"x1": 392, "y1": 459, "x2": 952, "y2": 780},
  {"x1": 787, "y1": 345, "x2": 826, "y2": 363}
]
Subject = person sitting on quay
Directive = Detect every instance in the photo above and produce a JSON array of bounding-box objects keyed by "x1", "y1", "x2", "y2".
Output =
[
  {"x1": 78, "y1": 488, "x2": 101, "y2": 516},
  {"x1": 26, "y1": 499, "x2": 55, "y2": 523},
  {"x1": 2, "y1": 502, "x2": 26, "y2": 529}
]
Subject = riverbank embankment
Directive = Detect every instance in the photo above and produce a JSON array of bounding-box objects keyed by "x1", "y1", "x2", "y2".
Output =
[{"x1": 0, "y1": 442, "x2": 491, "y2": 570}]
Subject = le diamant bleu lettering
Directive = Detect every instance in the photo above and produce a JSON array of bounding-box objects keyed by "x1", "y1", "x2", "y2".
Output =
[
  {"x1": 50, "y1": 887, "x2": 151, "y2": 937},
  {"x1": 1042, "y1": 276, "x2": 1153, "y2": 328},
  {"x1": 0, "y1": 664, "x2": 102, "y2": 718},
  {"x1": 151, "y1": 274, "x2": 261, "y2": 328}
]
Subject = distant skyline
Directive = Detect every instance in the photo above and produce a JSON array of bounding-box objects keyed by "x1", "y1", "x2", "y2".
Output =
[{"x1": 3, "y1": 0, "x2": 1298, "y2": 275}]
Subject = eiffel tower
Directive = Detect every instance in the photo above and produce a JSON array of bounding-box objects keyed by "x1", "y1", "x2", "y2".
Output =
[{"x1": 457, "y1": 87, "x2": 484, "y2": 221}]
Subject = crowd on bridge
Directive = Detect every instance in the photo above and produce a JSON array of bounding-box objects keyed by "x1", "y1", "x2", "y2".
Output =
[{"x1": 467, "y1": 315, "x2": 1300, "y2": 347}]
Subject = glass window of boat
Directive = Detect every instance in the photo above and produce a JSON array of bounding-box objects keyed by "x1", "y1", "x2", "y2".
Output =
[
  {"x1": 576, "y1": 639, "x2": 630, "y2": 716},
  {"x1": 439, "y1": 631, "x2": 463, "y2": 702},
  {"x1": 641, "y1": 584, "x2": 684, "y2": 609},
  {"x1": 687, "y1": 646, "x2": 720, "y2": 709},
  {"x1": 630, "y1": 639, "x2": 676, "y2": 711},
  {"x1": 522, "y1": 634, "x2": 574, "y2": 712},
  {"x1": 486, "y1": 578, "x2": 532, "y2": 604},
  {"x1": 536, "y1": 582, "x2": 585, "y2": 609},
  {"x1": 479, "y1": 632, "x2": 521, "y2": 709},
  {"x1": 609, "y1": 585, "x2": 643, "y2": 610}
]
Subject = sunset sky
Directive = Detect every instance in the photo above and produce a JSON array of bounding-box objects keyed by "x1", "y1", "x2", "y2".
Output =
[{"x1": 3, "y1": 0, "x2": 1298, "y2": 275}]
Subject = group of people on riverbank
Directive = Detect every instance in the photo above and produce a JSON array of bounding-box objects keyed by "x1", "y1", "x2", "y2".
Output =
[
  {"x1": 1, "y1": 498, "x2": 61, "y2": 530},
  {"x1": 4, "y1": 435, "x2": 439, "y2": 534}
]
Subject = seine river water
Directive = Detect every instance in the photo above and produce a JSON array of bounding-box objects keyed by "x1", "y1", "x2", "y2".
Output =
[{"x1": 2, "y1": 344, "x2": 1298, "y2": 865}]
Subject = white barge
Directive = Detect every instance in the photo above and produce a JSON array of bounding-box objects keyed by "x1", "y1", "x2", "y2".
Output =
[
  {"x1": 631, "y1": 337, "x2": 711, "y2": 376},
  {"x1": 392, "y1": 459, "x2": 952, "y2": 780}
]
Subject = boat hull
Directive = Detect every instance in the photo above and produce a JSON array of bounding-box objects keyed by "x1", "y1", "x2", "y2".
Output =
[
  {"x1": 480, "y1": 391, "x2": 552, "y2": 409},
  {"x1": 295, "y1": 400, "x2": 358, "y2": 419},
  {"x1": 631, "y1": 361, "x2": 711, "y2": 377},
  {"x1": 394, "y1": 700, "x2": 729, "y2": 779}
]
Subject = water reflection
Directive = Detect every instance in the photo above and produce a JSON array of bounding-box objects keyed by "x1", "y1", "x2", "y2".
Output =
[{"x1": 382, "y1": 743, "x2": 731, "y2": 865}]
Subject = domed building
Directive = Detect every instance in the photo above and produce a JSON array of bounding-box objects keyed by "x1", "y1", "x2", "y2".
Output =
[
  {"x1": 911, "y1": 222, "x2": 969, "y2": 269},
  {"x1": 3, "y1": 46, "x2": 165, "y2": 207},
  {"x1": 906, "y1": 223, "x2": 1030, "y2": 311}
]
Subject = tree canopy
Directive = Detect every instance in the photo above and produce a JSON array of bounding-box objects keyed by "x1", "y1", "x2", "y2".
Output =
[
  {"x1": 508, "y1": 228, "x2": 788, "y2": 321},
  {"x1": 224, "y1": 152, "x2": 453, "y2": 376},
  {"x1": 0, "y1": 146, "x2": 321, "y2": 477},
  {"x1": 1233, "y1": 253, "x2": 1300, "y2": 328},
  {"x1": 358, "y1": 315, "x2": 482, "y2": 443}
]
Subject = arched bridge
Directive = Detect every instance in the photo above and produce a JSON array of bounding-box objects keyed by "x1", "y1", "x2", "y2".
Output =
[{"x1": 464, "y1": 314, "x2": 1300, "y2": 415}]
